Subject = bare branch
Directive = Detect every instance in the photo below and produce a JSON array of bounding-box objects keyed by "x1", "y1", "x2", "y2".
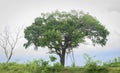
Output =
[{"x1": 0, "y1": 25, "x2": 23, "y2": 63}]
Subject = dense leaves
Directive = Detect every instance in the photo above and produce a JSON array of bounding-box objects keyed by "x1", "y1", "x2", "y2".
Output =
[{"x1": 24, "y1": 10, "x2": 109, "y2": 66}]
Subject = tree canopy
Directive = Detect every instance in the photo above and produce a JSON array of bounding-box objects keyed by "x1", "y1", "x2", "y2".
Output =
[{"x1": 24, "y1": 10, "x2": 109, "y2": 66}]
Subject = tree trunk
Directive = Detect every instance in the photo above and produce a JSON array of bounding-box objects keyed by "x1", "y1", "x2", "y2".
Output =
[
  {"x1": 60, "y1": 48, "x2": 66, "y2": 66},
  {"x1": 6, "y1": 52, "x2": 13, "y2": 63}
]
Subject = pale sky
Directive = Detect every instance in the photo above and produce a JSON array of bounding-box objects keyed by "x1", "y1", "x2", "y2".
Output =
[{"x1": 0, "y1": 0, "x2": 120, "y2": 65}]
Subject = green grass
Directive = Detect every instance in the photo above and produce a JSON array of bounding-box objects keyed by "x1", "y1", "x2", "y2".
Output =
[
  {"x1": 1, "y1": 55, "x2": 120, "y2": 73},
  {"x1": 0, "y1": 62, "x2": 120, "y2": 73}
]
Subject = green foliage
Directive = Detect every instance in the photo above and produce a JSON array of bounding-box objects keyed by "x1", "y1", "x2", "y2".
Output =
[
  {"x1": 24, "y1": 10, "x2": 109, "y2": 66},
  {"x1": 0, "y1": 57, "x2": 120, "y2": 73},
  {"x1": 24, "y1": 10, "x2": 109, "y2": 49},
  {"x1": 52, "y1": 62, "x2": 63, "y2": 72},
  {"x1": 49, "y1": 55, "x2": 57, "y2": 62},
  {"x1": 103, "y1": 57, "x2": 120, "y2": 67},
  {"x1": 83, "y1": 54, "x2": 108, "y2": 73},
  {"x1": 0, "y1": 62, "x2": 27, "y2": 73},
  {"x1": 26, "y1": 59, "x2": 50, "y2": 73}
]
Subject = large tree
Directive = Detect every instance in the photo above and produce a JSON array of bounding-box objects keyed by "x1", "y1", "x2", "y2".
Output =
[{"x1": 24, "y1": 10, "x2": 109, "y2": 66}]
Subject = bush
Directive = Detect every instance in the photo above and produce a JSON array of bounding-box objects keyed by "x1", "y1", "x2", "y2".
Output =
[
  {"x1": 83, "y1": 63, "x2": 108, "y2": 73},
  {"x1": 52, "y1": 62, "x2": 63, "y2": 72},
  {"x1": 83, "y1": 54, "x2": 108, "y2": 73},
  {"x1": 26, "y1": 59, "x2": 50, "y2": 73},
  {"x1": 1, "y1": 56, "x2": 120, "y2": 73},
  {"x1": 0, "y1": 62, "x2": 27, "y2": 73}
]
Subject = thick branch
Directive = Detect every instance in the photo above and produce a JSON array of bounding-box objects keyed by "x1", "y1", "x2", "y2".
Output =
[{"x1": 48, "y1": 44, "x2": 62, "y2": 57}]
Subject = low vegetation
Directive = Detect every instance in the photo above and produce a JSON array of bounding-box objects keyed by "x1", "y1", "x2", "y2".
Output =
[{"x1": 0, "y1": 55, "x2": 120, "y2": 73}]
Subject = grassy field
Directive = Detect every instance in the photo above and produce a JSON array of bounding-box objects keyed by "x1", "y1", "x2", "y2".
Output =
[
  {"x1": 0, "y1": 64, "x2": 120, "y2": 73},
  {"x1": 1, "y1": 55, "x2": 120, "y2": 73},
  {"x1": 0, "y1": 59, "x2": 120, "y2": 73}
]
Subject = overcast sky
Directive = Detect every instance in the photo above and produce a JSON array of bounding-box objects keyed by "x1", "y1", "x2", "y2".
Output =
[{"x1": 0, "y1": 0, "x2": 120, "y2": 65}]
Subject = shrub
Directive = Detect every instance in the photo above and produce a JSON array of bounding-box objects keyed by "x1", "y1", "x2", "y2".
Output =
[
  {"x1": 26, "y1": 59, "x2": 50, "y2": 73},
  {"x1": 52, "y1": 62, "x2": 63, "y2": 72},
  {"x1": 83, "y1": 53, "x2": 108, "y2": 73}
]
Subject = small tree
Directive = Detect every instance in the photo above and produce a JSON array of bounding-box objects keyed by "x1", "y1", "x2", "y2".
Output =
[
  {"x1": 0, "y1": 26, "x2": 22, "y2": 63},
  {"x1": 24, "y1": 10, "x2": 109, "y2": 66}
]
